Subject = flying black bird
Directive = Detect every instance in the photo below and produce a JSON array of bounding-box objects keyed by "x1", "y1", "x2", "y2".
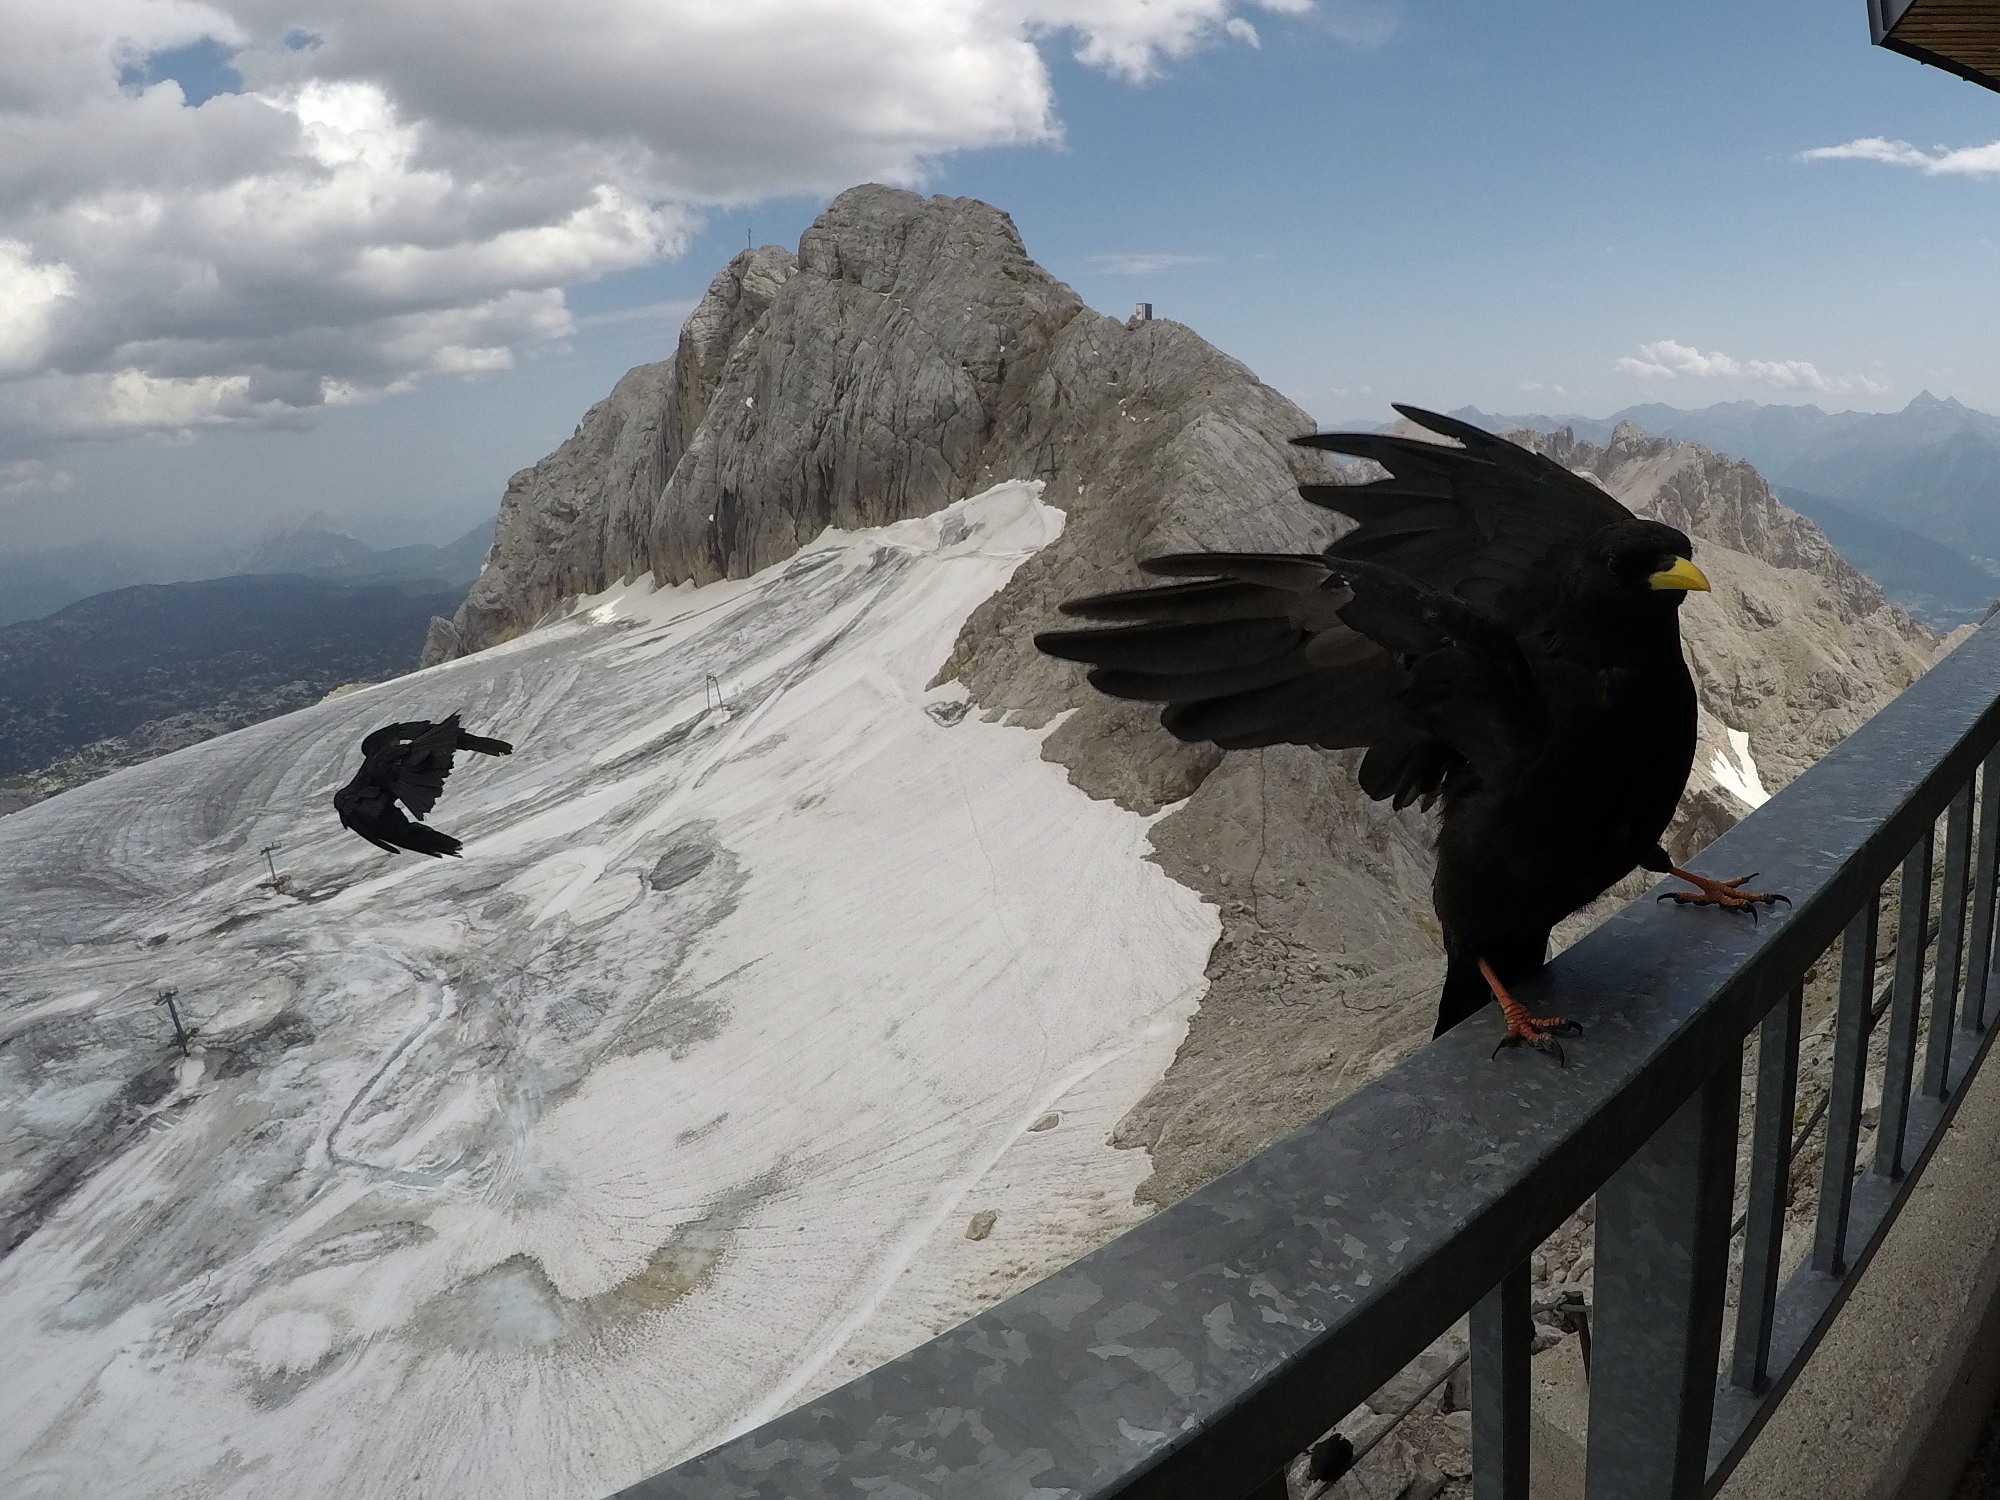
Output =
[
  {"x1": 1036, "y1": 405, "x2": 1781, "y2": 1056},
  {"x1": 332, "y1": 714, "x2": 513, "y2": 858}
]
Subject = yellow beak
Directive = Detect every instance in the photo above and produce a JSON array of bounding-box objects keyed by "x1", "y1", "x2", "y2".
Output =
[{"x1": 1647, "y1": 557, "x2": 1710, "y2": 592}]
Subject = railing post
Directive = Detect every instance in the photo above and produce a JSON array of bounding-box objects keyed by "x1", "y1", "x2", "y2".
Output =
[
  {"x1": 1730, "y1": 984, "x2": 1802, "y2": 1393},
  {"x1": 1472, "y1": 1260, "x2": 1532, "y2": 1500},
  {"x1": 1874, "y1": 829, "x2": 1934, "y2": 1179},
  {"x1": 1960, "y1": 752, "x2": 2000, "y2": 1034},
  {"x1": 1582, "y1": 1062, "x2": 1741, "y2": 1500},
  {"x1": 1814, "y1": 897, "x2": 1879, "y2": 1276},
  {"x1": 1923, "y1": 783, "x2": 1974, "y2": 1098}
]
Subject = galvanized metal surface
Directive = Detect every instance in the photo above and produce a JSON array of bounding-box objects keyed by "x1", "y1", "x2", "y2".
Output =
[
  {"x1": 1704, "y1": 1013, "x2": 2000, "y2": 1487},
  {"x1": 1922, "y1": 786, "x2": 1973, "y2": 1098},
  {"x1": 1729, "y1": 987, "x2": 1801, "y2": 1396},
  {"x1": 1471, "y1": 1263, "x2": 1531, "y2": 1500},
  {"x1": 1584, "y1": 1067, "x2": 1740, "y2": 1500},
  {"x1": 614, "y1": 626, "x2": 2000, "y2": 1500},
  {"x1": 1875, "y1": 832, "x2": 1934, "y2": 1178}
]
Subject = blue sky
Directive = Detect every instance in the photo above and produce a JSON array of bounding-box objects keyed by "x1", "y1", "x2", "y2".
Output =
[{"x1": 6, "y1": 0, "x2": 2000, "y2": 551}]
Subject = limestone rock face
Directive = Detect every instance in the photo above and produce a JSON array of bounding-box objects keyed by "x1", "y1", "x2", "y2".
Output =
[{"x1": 426, "y1": 184, "x2": 1333, "y2": 667}]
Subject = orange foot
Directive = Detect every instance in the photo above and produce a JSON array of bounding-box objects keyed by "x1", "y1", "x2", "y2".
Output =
[
  {"x1": 1657, "y1": 867, "x2": 1791, "y2": 917},
  {"x1": 1480, "y1": 958, "x2": 1582, "y2": 1067}
]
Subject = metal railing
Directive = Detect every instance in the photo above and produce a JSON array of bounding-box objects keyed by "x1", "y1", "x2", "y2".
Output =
[{"x1": 612, "y1": 619, "x2": 2000, "y2": 1500}]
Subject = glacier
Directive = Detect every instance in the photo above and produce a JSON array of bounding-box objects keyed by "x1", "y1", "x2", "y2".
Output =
[{"x1": 0, "y1": 482, "x2": 1219, "y2": 1499}]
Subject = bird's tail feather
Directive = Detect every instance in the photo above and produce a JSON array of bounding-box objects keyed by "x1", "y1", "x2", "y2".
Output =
[
  {"x1": 457, "y1": 732, "x2": 513, "y2": 756},
  {"x1": 397, "y1": 822, "x2": 464, "y2": 858}
]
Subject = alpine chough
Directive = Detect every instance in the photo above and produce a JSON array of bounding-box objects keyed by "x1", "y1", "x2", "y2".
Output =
[
  {"x1": 332, "y1": 714, "x2": 513, "y2": 858},
  {"x1": 1035, "y1": 405, "x2": 1782, "y2": 1057}
]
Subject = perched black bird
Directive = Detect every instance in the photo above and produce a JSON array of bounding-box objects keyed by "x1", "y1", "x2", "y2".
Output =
[
  {"x1": 332, "y1": 714, "x2": 513, "y2": 858},
  {"x1": 1036, "y1": 406, "x2": 1781, "y2": 1056}
]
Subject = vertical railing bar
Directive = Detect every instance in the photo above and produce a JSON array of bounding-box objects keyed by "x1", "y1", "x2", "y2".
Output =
[
  {"x1": 1730, "y1": 984, "x2": 1802, "y2": 1393},
  {"x1": 1813, "y1": 894, "x2": 1879, "y2": 1277},
  {"x1": 1874, "y1": 830, "x2": 1933, "y2": 1180},
  {"x1": 1923, "y1": 781, "x2": 1974, "y2": 1098},
  {"x1": 1583, "y1": 1062, "x2": 1741, "y2": 1500},
  {"x1": 1471, "y1": 1261, "x2": 1531, "y2": 1500},
  {"x1": 1960, "y1": 752, "x2": 2000, "y2": 1035}
]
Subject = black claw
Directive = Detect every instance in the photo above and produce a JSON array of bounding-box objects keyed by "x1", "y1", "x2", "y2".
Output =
[
  {"x1": 1549, "y1": 1020, "x2": 1585, "y2": 1037},
  {"x1": 1492, "y1": 1031, "x2": 1567, "y2": 1067}
]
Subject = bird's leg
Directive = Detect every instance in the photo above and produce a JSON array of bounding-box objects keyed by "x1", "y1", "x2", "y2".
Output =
[
  {"x1": 1480, "y1": 958, "x2": 1582, "y2": 1065},
  {"x1": 1659, "y1": 867, "x2": 1790, "y2": 914}
]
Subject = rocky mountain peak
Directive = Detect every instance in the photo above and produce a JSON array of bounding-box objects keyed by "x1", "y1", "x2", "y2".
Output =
[{"x1": 425, "y1": 182, "x2": 1330, "y2": 670}]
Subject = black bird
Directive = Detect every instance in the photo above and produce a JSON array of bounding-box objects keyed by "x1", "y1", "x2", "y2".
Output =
[
  {"x1": 332, "y1": 714, "x2": 513, "y2": 858},
  {"x1": 1036, "y1": 405, "x2": 1781, "y2": 1056}
]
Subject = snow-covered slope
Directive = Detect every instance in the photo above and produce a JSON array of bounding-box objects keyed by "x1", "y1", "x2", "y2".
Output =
[{"x1": 0, "y1": 483, "x2": 1217, "y2": 1500}]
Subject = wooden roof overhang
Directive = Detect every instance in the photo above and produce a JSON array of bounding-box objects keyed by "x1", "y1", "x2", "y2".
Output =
[{"x1": 1872, "y1": 0, "x2": 2000, "y2": 94}]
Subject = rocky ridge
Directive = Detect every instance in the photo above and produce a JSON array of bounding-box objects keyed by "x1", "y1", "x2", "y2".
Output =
[
  {"x1": 424, "y1": 184, "x2": 1335, "y2": 693},
  {"x1": 431, "y1": 184, "x2": 1944, "y2": 1206}
]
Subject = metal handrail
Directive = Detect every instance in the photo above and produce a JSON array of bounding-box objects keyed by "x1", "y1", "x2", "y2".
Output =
[{"x1": 613, "y1": 620, "x2": 2000, "y2": 1500}]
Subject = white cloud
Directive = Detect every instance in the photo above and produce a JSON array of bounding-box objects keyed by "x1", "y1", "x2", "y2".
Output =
[
  {"x1": 1313, "y1": 0, "x2": 1398, "y2": 48},
  {"x1": 1800, "y1": 136, "x2": 2000, "y2": 178},
  {"x1": 0, "y1": 0, "x2": 1318, "y2": 452},
  {"x1": 1615, "y1": 339, "x2": 1742, "y2": 381},
  {"x1": 1613, "y1": 339, "x2": 1889, "y2": 396},
  {"x1": 1089, "y1": 252, "x2": 1218, "y2": 274},
  {"x1": 0, "y1": 241, "x2": 77, "y2": 378},
  {"x1": 0, "y1": 459, "x2": 74, "y2": 500}
]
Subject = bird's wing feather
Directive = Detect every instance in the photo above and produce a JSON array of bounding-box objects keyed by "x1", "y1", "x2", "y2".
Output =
[
  {"x1": 334, "y1": 777, "x2": 462, "y2": 856},
  {"x1": 359, "y1": 720, "x2": 436, "y2": 756},
  {"x1": 1034, "y1": 407, "x2": 1604, "y2": 806},
  {"x1": 1295, "y1": 405, "x2": 1631, "y2": 619},
  {"x1": 387, "y1": 717, "x2": 465, "y2": 819}
]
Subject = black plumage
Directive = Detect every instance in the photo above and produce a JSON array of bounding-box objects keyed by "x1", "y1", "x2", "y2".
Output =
[
  {"x1": 332, "y1": 714, "x2": 513, "y2": 858},
  {"x1": 1036, "y1": 405, "x2": 1781, "y2": 1056}
]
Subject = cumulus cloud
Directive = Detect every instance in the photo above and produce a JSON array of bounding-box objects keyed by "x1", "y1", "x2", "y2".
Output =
[
  {"x1": 0, "y1": 459, "x2": 75, "y2": 500},
  {"x1": 1800, "y1": 136, "x2": 2000, "y2": 178},
  {"x1": 1088, "y1": 252, "x2": 1218, "y2": 274},
  {"x1": 1614, "y1": 339, "x2": 1889, "y2": 396},
  {"x1": 0, "y1": 0, "x2": 1314, "y2": 451}
]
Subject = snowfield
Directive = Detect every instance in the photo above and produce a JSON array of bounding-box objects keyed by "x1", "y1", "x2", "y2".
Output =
[{"x1": 0, "y1": 483, "x2": 1219, "y2": 1500}]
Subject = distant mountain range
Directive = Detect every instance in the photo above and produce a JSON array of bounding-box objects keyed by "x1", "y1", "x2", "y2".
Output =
[
  {"x1": 0, "y1": 513, "x2": 493, "y2": 628},
  {"x1": 1450, "y1": 392, "x2": 2000, "y2": 625},
  {"x1": 0, "y1": 571, "x2": 467, "y2": 811}
]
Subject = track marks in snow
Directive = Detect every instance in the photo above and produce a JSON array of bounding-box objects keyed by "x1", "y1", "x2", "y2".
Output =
[{"x1": 0, "y1": 483, "x2": 1219, "y2": 1500}]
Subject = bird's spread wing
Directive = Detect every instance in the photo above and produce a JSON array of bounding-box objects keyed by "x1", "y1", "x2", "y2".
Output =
[
  {"x1": 333, "y1": 778, "x2": 463, "y2": 857},
  {"x1": 1295, "y1": 404, "x2": 1632, "y2": 613},
  {"x1": 358, "y1": 720, "x2": 437, "y2": 757},
  {"x1": 1034, "y1": 406, "x2": 1621, "y2": 807},
  {"x1": 387, "y1": 715, "x2": 466, "y2": 820}
]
